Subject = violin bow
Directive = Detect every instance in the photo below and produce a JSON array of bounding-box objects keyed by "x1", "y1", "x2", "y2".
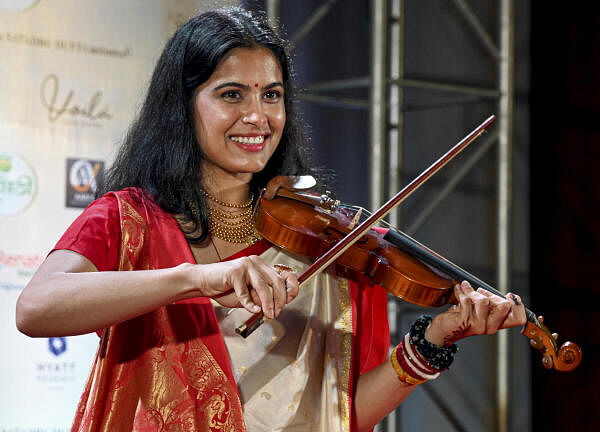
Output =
[{"x1": 236, "y1": 114, "x2": 496, "y2": 337}]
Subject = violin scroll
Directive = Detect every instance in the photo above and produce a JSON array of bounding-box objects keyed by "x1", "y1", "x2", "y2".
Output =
[{"x1": 522, "y1": 314, "x2": 582, "y2": 372}]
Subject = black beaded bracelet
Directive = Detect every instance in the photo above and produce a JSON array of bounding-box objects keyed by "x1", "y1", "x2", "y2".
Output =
[{"x1": 409, "y1": 315, "x2": 458, "y2": 370}]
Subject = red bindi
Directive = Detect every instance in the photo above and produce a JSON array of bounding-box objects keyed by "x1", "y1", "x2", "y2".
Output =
[{"x1": 254, "y1": 83, "x2": 259, "y2": 87}]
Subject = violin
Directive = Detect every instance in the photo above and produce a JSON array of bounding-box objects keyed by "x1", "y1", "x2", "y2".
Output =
[{"x1": 235, "y1": 116, "x2": 582, "y2": 372}]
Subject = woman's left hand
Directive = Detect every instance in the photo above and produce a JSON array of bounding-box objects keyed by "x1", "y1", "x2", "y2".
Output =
[{"x1": 425, "y1": 281, "x2": 527, "y2": 347}]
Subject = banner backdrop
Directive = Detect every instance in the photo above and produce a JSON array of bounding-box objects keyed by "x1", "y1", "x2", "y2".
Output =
[{"x1": 0, "y1": 1, "x2": 236, "y2": 430}]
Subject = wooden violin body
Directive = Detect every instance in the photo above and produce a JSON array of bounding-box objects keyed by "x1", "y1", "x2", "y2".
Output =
[
  {"x1": 256, "y1": 189, "x2": 455, "y2": 308},
  {"x1": 252, "y1": 184, "x2": 582, "y2": 372}
]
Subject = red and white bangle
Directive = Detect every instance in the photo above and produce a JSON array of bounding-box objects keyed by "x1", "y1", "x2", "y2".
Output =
[
  {"x1": 409, "y1": 315, "x2": 457, "y2": 370},
  {"x1": 391, "y1": 316, "x2": 458, "y2": 384},
  {"x1": 401, "y1": 333, "x2": 441, "y2": 380},
  {"x1": 390, "y1": 335, "x2": 444, "y2": 385},
  {"x1": 390, "y1": 345, "x2": 427, "y2": 385},
  {"x1": 404, "y1": 333, "x2": 436, "y2": 372}
]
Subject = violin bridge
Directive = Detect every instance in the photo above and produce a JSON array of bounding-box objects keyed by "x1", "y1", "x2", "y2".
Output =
[{"x1": 347, "y1": 208, "x2": 363, "y2": 230}]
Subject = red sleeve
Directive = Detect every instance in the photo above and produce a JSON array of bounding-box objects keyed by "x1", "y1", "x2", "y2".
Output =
[
  {"x1": 348, "y1": 274, "x2": 390, "y2": 432},
  {"x1": 356, "y1": 224, "x2": 390, "y2": 374},
  {"x1": 349, "y1": 273, "x2": 390, "y2": 375},
  {"x1": 52, "y1": 194, "x2": 121, "y2": 271}
]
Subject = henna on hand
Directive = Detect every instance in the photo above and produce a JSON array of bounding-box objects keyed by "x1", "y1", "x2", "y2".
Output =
[{"x1": 443, "y1": 321, "x2": 472, "y2": 346}]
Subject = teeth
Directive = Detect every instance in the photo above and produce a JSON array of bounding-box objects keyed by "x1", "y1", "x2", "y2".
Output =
[{"x1": 230, "y1": 136, "x2": 265, "y2": 144}]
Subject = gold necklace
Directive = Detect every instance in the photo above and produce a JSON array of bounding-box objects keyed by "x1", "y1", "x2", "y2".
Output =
[
  {"x1": 200, "y1": 189, "x2": 260, "y2": 244},
  {"x1": 201, "y1": 189, "x2": 254, "y2": 208}
]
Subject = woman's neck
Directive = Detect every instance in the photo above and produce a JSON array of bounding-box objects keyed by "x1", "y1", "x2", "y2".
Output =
[
  {"x1": 206, "y1": 184, "x2": 251, "y2": 205},
  {"x1": 201, "y1": 166, "x2": 253, "y2": 205}
]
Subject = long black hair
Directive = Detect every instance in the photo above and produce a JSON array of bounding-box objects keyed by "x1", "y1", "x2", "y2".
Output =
[{"x1": 98, "y1": 7, "x2": 314, "y2": 243}]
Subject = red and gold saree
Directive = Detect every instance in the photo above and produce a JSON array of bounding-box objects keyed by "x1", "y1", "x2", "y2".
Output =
[{"x1": 55, "y1": 188, "x2": 389, "y2": 432}]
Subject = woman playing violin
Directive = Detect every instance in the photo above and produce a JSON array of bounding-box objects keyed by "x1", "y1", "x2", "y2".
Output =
[{"x1": 16, "y1": 7, "x2": 526, "y2": 432}]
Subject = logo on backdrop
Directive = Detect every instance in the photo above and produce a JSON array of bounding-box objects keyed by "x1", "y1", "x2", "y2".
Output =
[
  {"x1": 0, "y1": 152, "x2": 37, "y2": 215},
  {"x1": 37, "y1": 337, "x2": 76, "y2": 387},
  {"x1": 41, "y1": 74, "x2": 113, "y2": 126},
  {"x1": 0, "y1": 0, "x2": 40, "y2": 12},
  {"x1": 48, "y1": 337, "x2": 67, "y2": 356},
  {"x1": 66, "y1": 158, "x2": 104, "y2": 208},
  {"x1": 0, "y1": 249, "x2": 44, "y2": 282}
]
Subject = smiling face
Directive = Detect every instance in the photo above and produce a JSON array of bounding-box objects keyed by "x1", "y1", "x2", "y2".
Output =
[{"x1": 192, "y1": 47, "x2": 286, "y2": 188}]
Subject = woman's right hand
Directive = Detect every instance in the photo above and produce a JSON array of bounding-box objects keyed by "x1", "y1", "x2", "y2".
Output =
[{"x1": 189, "y1": 255, "x2": 299, "y2": 319}]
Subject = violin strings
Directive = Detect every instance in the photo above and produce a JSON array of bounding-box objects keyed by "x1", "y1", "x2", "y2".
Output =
[
  {"x1": 339, "y1": 204, "x2": 400, "y2": 232},
  {"x1": 339, "y1": 204, "x2": 452, "y2": 279}
]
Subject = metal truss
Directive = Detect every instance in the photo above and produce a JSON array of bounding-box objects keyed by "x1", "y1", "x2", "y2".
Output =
[{"x1": 266, "y1": 1, "x2": 515, "y2": 431}]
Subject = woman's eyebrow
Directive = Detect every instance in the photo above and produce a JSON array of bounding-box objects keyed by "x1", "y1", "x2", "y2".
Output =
[
  {"x1": 264, "y1": 82, "x2": 284, "y2": 90},
  {"x1": 213, "y1": 81, "x2": 284, "y2": 91},
  {"x1": 213, "y1": 82, "x2": 250, "y2": 91}
]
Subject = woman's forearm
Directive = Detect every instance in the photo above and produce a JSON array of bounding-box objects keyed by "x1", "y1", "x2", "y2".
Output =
[
  {"x1": 16, "y1": 249, "x2": 296, "y2": 337},
  {"x1": 353, "y1": 358, "x2": 418, "y2": 432},
  {"x1": 16, "y1": 250, "x2": 197, "y2": 337}
]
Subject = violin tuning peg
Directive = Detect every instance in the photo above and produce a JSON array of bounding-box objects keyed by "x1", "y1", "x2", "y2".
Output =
[
  {"x1": 552, "y1": 333, "x2": 559, "y2": 340},
  {"x1": 530, "y1": 337, "x2": 543, "y2": 350},
  {"x1": 542, "y1": 355, "x2": 554, "y2": 370}
]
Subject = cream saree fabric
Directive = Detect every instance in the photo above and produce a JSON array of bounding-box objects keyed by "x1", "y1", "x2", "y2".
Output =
[{"x1": 214, "y1": 247, "x2": 353, "y2": 432}]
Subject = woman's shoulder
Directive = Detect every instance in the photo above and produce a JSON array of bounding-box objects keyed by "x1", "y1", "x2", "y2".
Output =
[
  {"x1": 64, "y1": 188, "x2": 159, "y2": 229},
  {"x1": 100, "y1": 186, "x2": 150, "y2": 202},
  {"x1": 92, "y1": 187, "x2": 159, "y2": 212}
]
